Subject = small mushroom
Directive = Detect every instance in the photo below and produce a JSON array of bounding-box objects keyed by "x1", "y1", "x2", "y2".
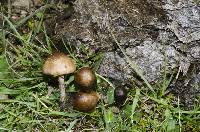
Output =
[
  {"x1": 42, "y1": 52, "x2": 76, "y2": 110},
  {"x1": 73, "y1": 91, "x2": 99, "y2": 112},
  {"x1": 114, "y1": 87, "x2": 127, "y2": 106},
  {"x1": 74, "y1": 67, "x2": 97, "y2": 92}
]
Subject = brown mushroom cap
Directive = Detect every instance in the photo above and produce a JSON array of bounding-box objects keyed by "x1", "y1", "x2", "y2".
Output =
[
  {"x1": 42, "y1": 52, "x2": 76, "y2": 76},
  {"x1": 73, "y1": 91, "x2": 99, "y2": 112},
  {"x1": 74, "y1": 67, "x2": 97, "y2": 91}
]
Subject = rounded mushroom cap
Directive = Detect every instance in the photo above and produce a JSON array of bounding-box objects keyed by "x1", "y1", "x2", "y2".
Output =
[
  {"x1": 74, "y1": 67, "x2": 97, "y2": 91},
  {"x1": 114, "y1": 87, "x2": 127, "y2": 106},
  {"x1": 73, "y1": 91, "x2": 99, "y2": 112},
  {"x1": 42, "y1": 52, "x2": 76, "y2": 76}
]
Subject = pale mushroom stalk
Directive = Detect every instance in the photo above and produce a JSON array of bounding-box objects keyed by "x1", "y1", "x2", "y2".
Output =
[{"x1": 58, "y1": 75, "x2": 66, "y2": 109}]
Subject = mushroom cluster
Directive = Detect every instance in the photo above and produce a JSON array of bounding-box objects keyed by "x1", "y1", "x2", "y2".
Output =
[
  {"x1": 42, "y1": 53, "x2": 99, "y2": 112},
  {"x1": 42, "y1": 52, "x2": 126, "y2": 112},
  {"x1": 73, "y1": 67, "x2": 99, "y2": 112}
]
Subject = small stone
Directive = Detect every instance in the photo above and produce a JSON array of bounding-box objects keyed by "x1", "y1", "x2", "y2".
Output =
[
  {"x1": 33, "y1": 0, "x2": 43, "y2": 7},
  {"x1": 12, "y1": 0, "x2": 33, "y2": 10}
]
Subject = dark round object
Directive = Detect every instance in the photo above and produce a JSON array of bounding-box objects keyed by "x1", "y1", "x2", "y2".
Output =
[
  {"x1": 73, "y1": 91, "x2": 99, "y2": 112},
  {"x1": 74, "y1": 67, "x2": 97, "y2": 91},
  {"x1": 114, "y1": 87, "x2": 127, "y2": 106}
]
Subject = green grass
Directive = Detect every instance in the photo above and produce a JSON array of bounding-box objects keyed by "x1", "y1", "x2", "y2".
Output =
[{"x1": 0, "y1": 6, "x2": 200, "y2": 132}]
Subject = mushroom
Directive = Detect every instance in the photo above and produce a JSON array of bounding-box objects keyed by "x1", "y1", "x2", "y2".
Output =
[
  {"x1": 42, "y1": 52, "x2": 76, "y2": 110},
  {"x1": 114, "y1": 87, "x2": 127, "y2": 106},
  {"x1": 73, "y1": 91, "x2": 99, "y2": 112},
  {"x1": 74, "y1": 67, "x2": 97, "y2": 92}
]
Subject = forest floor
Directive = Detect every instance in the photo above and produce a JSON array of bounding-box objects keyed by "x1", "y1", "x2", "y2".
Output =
[{"x1": 0, "y1": 0, "x2": 200, "y2": 131}]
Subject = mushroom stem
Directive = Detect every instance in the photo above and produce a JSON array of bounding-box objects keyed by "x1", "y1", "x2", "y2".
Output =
[{"x1": 58, "y1": 75, "x2": 66, "y2": 110}]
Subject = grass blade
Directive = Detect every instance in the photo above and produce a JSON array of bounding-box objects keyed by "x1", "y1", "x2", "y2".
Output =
[
  {"x1": 0, "y1": 87, "x2": 20, "y2": 95},
  {"x1": 131, "y1": 89, "x2": 140, "y2": 124},
  {"x1": 66, "y1": 119, "x2": 78, "y2": 132}
]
